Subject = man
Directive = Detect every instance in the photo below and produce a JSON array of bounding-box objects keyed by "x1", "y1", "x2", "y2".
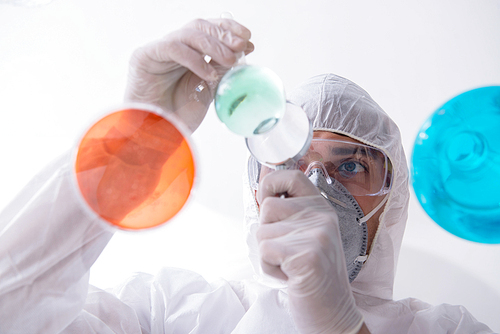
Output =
[
  {"x1": 0, "y1": 18, "x2": 493, "y2": 333},
  {"x1": 246, "y1": 73, "x2": 493, "y2": 333}
]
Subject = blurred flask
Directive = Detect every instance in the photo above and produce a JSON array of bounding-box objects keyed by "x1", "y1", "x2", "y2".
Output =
[
  {"x1": 74, "y1": 103, "x2": 196, "y2": 230},
  {"x1": 412, "y1": 86, "x2": 500, "y2": 243}
]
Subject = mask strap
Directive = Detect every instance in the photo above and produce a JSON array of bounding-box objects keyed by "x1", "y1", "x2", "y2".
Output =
[{"x1": 358, "y1": 195, "x2": 389, "y2": 224}]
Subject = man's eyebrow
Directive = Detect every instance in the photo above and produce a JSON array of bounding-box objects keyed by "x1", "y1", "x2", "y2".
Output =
[
  {"x1": 330, "y1": 146, "x2": 367, "y2": 156},
  {"x1": 329, "y1": 146, "x2": 380, "y2": 159}
]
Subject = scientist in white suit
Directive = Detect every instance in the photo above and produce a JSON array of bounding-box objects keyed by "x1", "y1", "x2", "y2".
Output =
[{"x1": 0, "y1": 18, "x2": 494, "y2": 334}]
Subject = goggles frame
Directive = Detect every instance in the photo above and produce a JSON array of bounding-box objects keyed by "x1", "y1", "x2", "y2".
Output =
[{"x1": 248, "y1": 139, "x2": 393, "y2": 197}]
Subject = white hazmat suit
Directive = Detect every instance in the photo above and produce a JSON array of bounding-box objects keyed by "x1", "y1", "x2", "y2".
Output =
[{"x1": 0, "y1": 74, "x2": 494, "y2": 334}]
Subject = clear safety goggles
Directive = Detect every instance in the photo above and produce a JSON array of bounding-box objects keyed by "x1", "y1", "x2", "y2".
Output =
[{"x1": 249, "y1": 139, "x2": 393, "y2": 197}]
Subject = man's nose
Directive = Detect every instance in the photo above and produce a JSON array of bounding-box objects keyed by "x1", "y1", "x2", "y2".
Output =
[
  {"x1": 303, "y1": 160, "x2": 334, "y2": 182},
  {"x1": 306, "y1": 160, "x2": 326, "y2": 171}
]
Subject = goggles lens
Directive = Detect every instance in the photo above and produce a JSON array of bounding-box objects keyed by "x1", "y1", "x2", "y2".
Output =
[{"x1": 249, "y1": 139, "x2": 392, "y2": 196}]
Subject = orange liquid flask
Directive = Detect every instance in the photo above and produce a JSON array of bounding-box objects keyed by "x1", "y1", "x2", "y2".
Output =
[{"x1": 75, "y1": 105, "x2": 196, "y2": 230}]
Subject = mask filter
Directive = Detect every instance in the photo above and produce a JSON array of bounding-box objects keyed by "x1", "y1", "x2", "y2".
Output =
[{"x1": 307, "y1": 168, "x2": 368, "y2": 283}]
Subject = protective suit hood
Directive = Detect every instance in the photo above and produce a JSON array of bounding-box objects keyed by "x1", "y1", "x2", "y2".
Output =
[{"x1": 243, "y1": 73, "x2": 410, "y2": 300}]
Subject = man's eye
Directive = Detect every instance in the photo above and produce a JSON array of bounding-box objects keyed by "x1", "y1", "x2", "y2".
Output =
[{"x1": 337, "y1": 161, "x2": 366, "y2": 178}]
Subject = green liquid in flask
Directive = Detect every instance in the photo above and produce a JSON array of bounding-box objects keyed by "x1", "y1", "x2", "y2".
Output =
[{"x1": 215, "y1": 65, "x2": 286, "y2": 137}]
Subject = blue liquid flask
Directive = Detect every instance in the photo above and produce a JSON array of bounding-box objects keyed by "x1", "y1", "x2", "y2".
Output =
[
  {"x1": 215, "y1": 65, "x2": 286, "y2": 137},
  {"x1": 412, "y1": 86, "x2": 500, "y2": 243}
]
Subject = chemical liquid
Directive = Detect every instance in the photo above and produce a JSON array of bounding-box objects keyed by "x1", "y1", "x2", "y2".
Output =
[
  {"x1": 412, "y1": 86, "x2": 500, "y2": 243},
  {"x1": 215, "y1": 65, "x2": 286, "y2": 137},
  {"x1": 75, "y1": 107, "x2": 196, "y2": 230}
]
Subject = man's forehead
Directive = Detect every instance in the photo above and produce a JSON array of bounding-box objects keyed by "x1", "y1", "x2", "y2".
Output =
[
  {"x1": 312, "y1": 130, "x2": 360, "y2": 143},
  {"x1": 310, "y1": 140, "x2": 384, "y2": 161}
]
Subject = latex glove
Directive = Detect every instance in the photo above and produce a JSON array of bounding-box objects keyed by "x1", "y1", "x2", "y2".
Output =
[
  {"x1": 256, "y1": 170, "x2": 365, "y2": 334},
  {"x1": 124, "y1": 18, "x2": 254, "y2": 133}
]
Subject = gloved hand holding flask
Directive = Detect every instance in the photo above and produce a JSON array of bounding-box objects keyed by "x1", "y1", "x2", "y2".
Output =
[
  {"x1": 256, "y1": 169, "x2": 366, "y2": 334},
  {"x1": 124, "y1": 18, "x2": 254, "y2": 133}
]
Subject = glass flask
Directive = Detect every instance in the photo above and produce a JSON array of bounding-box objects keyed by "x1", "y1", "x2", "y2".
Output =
[
  {"x1": 215, "y1": 65, "x2": 287, "y2": 137},
  {"x1": 74, "y1": 103, "x2": 196, "y2": 230},
  {"x1": 412, "y1": 86, "x2": 500, "y2": 243},
  {"x1": 246, "y1": 102, "x2": 312, "y2": 169}
]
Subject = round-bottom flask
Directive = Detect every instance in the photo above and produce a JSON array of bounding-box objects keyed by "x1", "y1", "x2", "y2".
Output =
[
  {"x1": 412, "y1": 86, "x2": 500, "y2": 243},
  {"x1": 74, "y1": 103, "x2": 196, "y2": 230},
  {"x1": 215, "y1": 65, "x2": 286, "y2": 137}
]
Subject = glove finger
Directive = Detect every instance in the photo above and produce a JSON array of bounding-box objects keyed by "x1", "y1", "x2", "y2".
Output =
[
  {"x1": 133, "y1": 35, "x2": 214, "y2": 83},
  {"x1": 259, "y1": 238, "x2": 289, "y2": 280},
  {"x1": 207, "y1": 18, "x2": 252, "y2": 40},
  {"x1": 260, "y1": 258, "x2": 288, "y2": 281},
  {"x1": 154, "y1": 29, "x2": 237, "y2": 81},
  {"x1": 261, "y1": 208, "x2": 339, "y2": 241},
  {"x1": 137, "y1": 27, "x2": 240, "y2": 82},
  {"x1": 244, "y1": 40, "x2": 255, "y2": 55},
  {"x1": 154, "y1": 39, "x2": 218, "y2": 82},
  {"x1": 209, "y1": 20, "x2": 254, "y2": 56},
  {"x1": 259, "y1": 196, "x2": 318, "y2": 225},
  {"x1": 187, "y1": 18, "x2": 249, "y2": 54},
  {"x1": 180, "y1": 29, "x2": 238, "y2": 67},
  {"x1": 256, "y1": 219, "x2": 295, "y2": 242},
  {"x1": 259, "y1": 232, "x2": 319, "y2": 280},
  {"x1": 257, "y1": 170, "x2": 320, "y2": 205}
]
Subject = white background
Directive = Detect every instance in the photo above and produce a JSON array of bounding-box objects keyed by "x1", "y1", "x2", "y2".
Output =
[{"x1": 1, "y1": 0, "x2": 499, "y2": 331}]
